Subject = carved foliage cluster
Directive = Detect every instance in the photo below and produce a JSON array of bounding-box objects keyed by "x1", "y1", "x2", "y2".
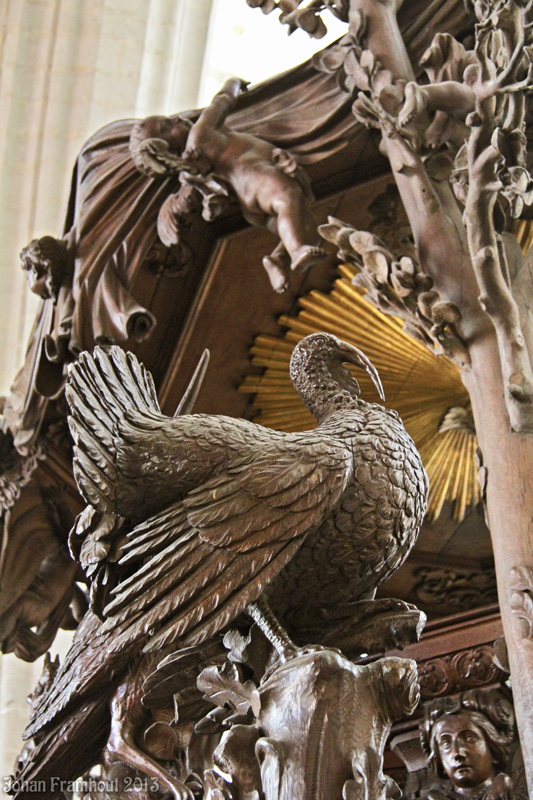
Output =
[
  {"x1": 319, "y1": 216, "x2": 469, "y2": 364},
  {"x1": 313, "y1": 9, "x2": 406, "y2": 134},
  {"x1": 195, "y1": 629, "x2": 420, "y2": 800},
  {"x1": 451, "y1": 0, "x2": 533, "y2": 219},
  {"x1": 245, "y1": 0, "x2": 348, "y2": 39}
]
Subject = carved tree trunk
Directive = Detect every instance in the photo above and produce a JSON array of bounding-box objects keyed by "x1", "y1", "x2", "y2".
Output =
[
  {"x1": 346, "y1": 0, "x2": 533, "y2": 789},
  {"x1": 462, "y1": 334, "x2": 533, "y2": 791}
]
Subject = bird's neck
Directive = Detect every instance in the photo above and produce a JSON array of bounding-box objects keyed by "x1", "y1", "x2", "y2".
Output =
[{"x1": 291, "y1": 355, "x2": 361, "y2": 425}]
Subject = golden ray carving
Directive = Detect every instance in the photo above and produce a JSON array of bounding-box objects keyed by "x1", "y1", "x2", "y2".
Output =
[
  {"x1": 240, "y1": 264, "x2": 478, "y2": 522},
  {"x1": 513, "y1": 219, "x2": 533, "y2": 254}
]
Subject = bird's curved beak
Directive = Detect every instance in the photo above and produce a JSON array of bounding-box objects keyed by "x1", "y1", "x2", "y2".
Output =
[{"x1": 339, "y1": 343, "x2": 385, "y2": 402}]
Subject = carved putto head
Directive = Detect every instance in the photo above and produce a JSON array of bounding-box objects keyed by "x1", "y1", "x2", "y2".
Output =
[
  {"x1": 20, "y1": 236, "x2": 67, "y2": 301},
  {"x1": 130, "y1": 115, "x2": 193, "y2": 177},
  {"x1": 421, "y1": 689, "x2": 515, "y2": 786}
]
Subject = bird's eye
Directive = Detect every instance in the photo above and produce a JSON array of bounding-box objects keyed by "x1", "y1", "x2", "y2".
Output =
[{"x1": 313, "y1": 334, "x2": 327, "y2": 345}]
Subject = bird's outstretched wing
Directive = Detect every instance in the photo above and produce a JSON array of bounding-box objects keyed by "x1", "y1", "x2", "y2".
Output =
[
  {"x1": 66, "y1": 347, "x2": 254, "y2": 521},
  {"x1": 25, "y1": 437, "x2": 351, "y2": 739},
  {"x1": 66, "y1": 346, "x2": 160, "y2": 513},
  {"x1": 100, "y1": 432, "x2": 352, "y2": 653}
]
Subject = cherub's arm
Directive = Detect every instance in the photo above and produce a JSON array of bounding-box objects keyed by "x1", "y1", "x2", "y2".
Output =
[{"x1": 192, "y1": 78, "x2": 248, "y2": 139}]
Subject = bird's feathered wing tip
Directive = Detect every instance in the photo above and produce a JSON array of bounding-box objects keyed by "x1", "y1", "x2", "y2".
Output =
[
  {"x1": 10, "y1": 692, "x2": 110, "y2": 800},
  {"x1": 65, "y1": 346, "x2": 160, "y2": 512}
]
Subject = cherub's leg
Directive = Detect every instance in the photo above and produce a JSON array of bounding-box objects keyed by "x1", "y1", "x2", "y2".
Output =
[
  {"x1": 273, "y1": 190, "x2": 327, "y2": 274},
  {"x1": 262, "y1": 242, "x2": 291, "y2": 293},
  {"x1": 107, "y1": 691, "x2": 193, "y2": 800}
]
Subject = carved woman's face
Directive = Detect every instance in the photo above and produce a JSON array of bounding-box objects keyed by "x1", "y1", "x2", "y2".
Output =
[
  {"x1": 433, "y1": 715, "x2": 495, "y2": 792},
  {"x1": 21, "y1": 257, "x2": 52, "y2": 299}
]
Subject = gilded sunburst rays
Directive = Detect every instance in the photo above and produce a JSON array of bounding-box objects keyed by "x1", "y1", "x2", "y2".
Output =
[{"x1": 240, "y1": 264, "x2": 479, "y2": 522}]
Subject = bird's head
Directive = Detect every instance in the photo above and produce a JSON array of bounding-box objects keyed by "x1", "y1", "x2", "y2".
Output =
[{"x1": 290, "y1": 333, "x2": 384, "y2": 423}]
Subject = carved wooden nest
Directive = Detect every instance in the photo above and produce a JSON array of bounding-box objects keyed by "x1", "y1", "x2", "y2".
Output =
[{"x1": 240, "y1": 264, "x2": 478, "y2": 522}]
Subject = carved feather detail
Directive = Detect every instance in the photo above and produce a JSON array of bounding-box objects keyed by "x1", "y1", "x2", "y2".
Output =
[{"x1": 18, "y1": 333, "x2": 427, "y2": 793}]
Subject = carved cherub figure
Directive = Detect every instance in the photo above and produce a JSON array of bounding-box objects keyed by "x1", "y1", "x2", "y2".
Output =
[
  {"x1": 130, "y1": 78, "x2": 327, "y2": 292},
  {"x1": 422, "y1": 691, "x2": 517, "y2": 799}
]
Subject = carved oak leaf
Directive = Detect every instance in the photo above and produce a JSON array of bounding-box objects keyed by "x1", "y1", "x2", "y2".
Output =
[
  {"x1": 247, "y1": 0, "x2": 349, "y2": 37},
  {"x1": 197, "y1": 662, "x2": 259, "y2": 726},
  {"x1": 246, "y1": 0, "x2": 277, "y2": 13},
  {"x1": 319, "y1": 216, "x2": 468, "y2": 363},
  {"x1": 280, "y1": 8, "x2": 328, "y2": 38},
  {"x1": 222, "y1": 627, "x2": 272, "y2": 683},
  {"x1": 509, "y1": 566, "x2": 533, "y2": 638}
]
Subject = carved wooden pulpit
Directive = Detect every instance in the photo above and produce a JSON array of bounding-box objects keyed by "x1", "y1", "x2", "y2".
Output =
[{"x1": 1, "y1": 1, "x2": 532, "y2": 798}]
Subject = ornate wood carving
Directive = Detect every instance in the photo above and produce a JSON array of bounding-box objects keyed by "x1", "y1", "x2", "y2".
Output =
[
  {"x1": 207, "y1": 648, "x2": 420, "y2": 800},
  {"x1": 412, "y1": 567, "x2": 497, "y2": 612},
  {"x1": 4, "y1": 0, "x2": 533, "y2": 795},
  {"x1": 0, "y1": 482, "x2": 84, "y2": 661},
  {"x1": 240, "y1": 264, "x2": 477, "y2": 523},
  {"x1": 391, "y1": 687, "x2": 526, "y2": 799},
  {"x1": 244, "y1": 0, "x2": 533, "y2": 785},
  {"x1": 419, "y1": 689, "x2": 520, "y2": 799},
  {"x1": 245, "y1": 0, "x2": 349, "y2": 39},
  {"x1": 320, "y1": 217, "x2": 469, "y2": 365},
  {"x1": 10, "y1": 335, "x2": 428, "y2": 797},
  {"x1": 417, "y1": 645, "x2": 505, "y2": 700},
  {"x1": 132, "y1": 79, "x2": 326, "y2": 294},
  {"x1": 0, "y1": 429, "x2": 44, "y2": 510}
]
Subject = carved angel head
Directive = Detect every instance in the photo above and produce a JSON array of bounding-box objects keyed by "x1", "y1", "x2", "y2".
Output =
[
  {"x1": 20, "y1": 236, "x2": 67, "y2": 301},
  {"x1": 421, "y1": 689, "x2": 515, "y2": 787}
]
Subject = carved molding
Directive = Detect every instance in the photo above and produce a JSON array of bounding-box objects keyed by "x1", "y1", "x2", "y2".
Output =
[{"x1": 417, "y1": 644, "x2": 505, "y2": 699}]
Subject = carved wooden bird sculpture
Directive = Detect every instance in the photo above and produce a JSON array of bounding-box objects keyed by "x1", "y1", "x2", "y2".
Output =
[{"x1": 13, "y1": 333, "x2": 427, "y2": 798}]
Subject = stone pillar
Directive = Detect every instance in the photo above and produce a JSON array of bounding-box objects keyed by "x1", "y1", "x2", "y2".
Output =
[
  {"x1": 0, "y1": 0, "x2": 214, "y2": 397},
  {"x1": 0, "y1": 1, "x2": 213, "y2": 786}
]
